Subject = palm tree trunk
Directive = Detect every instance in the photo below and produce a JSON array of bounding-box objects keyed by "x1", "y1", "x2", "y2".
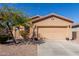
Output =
[{"x1": 6, "y1": 22, "x2": 16, "y2": 44}]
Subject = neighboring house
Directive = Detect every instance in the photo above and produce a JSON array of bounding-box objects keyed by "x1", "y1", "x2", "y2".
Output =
[
  {"x1": 30, "y1": 14, "x2": 74, "y2": 41},
  {"x1": 72, "y1": 24, "x2": 79, "y2": 41}
]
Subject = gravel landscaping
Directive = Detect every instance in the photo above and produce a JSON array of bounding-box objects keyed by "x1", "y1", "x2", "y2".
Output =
[{"x1": 0, "y1": 44, "x2": 37, "y2": 56}]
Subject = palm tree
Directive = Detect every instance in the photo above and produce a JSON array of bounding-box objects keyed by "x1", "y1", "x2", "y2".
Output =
[{"x1": 0, "y1": 5, "x2": 31, "y2": 44}]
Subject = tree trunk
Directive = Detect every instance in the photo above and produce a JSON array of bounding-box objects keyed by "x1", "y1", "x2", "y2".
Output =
[{"x1": 6, "y1": 22, "x2": 16, "y2": 44}]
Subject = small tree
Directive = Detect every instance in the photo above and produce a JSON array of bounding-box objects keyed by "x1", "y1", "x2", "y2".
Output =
[{"x1": 0, "y1": 5, "x2": 31, "y2": 43}]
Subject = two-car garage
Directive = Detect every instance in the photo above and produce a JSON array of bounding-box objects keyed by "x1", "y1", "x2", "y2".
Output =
[{"x1": 37, "y1": 26, "x2": 68, "y2": 41}]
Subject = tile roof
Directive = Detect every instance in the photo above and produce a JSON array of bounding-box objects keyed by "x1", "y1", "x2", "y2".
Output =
[{"x1": 31, "y1": 13, "x2": 74, "y2": 23}]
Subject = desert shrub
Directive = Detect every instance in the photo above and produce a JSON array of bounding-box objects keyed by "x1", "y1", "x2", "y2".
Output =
[
  {"x1": 0, "y1": 35, "x2": 9, "y2": 44},
  {"x1": 20, "y1": 31, "x2": 29, "y2": 39}
]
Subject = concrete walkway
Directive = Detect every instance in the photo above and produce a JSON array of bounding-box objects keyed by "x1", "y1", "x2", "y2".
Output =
[{"x1": 37, "y1": 40, "x2": 79, "y2": 56}]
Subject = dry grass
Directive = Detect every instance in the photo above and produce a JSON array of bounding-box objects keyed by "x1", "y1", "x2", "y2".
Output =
[{"x1": 0, "y1": 44, "x2": 37, "y2": 56}]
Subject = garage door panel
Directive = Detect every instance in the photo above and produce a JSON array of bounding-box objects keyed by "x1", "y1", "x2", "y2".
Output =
[{"x1": 38, "y1": 27, "x2": 67, "y2": 40}]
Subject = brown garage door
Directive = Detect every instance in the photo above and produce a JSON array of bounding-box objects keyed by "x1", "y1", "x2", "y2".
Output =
[{"x1": 37, "y1": 26, "x2": 67, "y2": 41}]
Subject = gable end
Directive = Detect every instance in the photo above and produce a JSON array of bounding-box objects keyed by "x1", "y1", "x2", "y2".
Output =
[{"x1": 32, "y1": 14, "x2": 74, "y2": 23}]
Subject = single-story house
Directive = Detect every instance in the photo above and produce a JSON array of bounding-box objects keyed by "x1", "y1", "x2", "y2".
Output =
[
  {"x1": 30, "y1": 14, "x2": 74, "y2": 41},
  {"x1": 1, "y1": 13, "x2": 78, "y2": 42}
]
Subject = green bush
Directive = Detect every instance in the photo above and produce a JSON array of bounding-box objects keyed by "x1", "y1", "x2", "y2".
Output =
[
  {"x1": 0, "y1": 35, "x2": 9, "y2": 44},
  {"x1": 20, "y1": 31, "x2": 29, "y2": 39}
]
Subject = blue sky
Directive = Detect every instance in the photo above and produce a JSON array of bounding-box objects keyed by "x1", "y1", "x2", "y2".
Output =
[{"x1": 0, "y1": 3, "x2": 79, "y2": 23}]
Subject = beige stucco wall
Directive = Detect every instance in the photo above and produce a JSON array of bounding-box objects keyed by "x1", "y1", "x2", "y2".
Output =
[
  {"x1": 76, "y1": 31, "x2": 79, "y2": 41},
  {"x1": 33, "y1": 17, "x2": 73, "y2": 40},
  {"x1": 33, "y1": 17, "x2": 72, "y2": 26},
  {"x1": 12, "y1": 26, "x2": 23, "y2": 40}
]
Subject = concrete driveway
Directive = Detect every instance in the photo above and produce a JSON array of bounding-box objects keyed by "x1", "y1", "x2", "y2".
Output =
[{"x1": 37, "y1": 40, "x2": 79, "y2": 56}]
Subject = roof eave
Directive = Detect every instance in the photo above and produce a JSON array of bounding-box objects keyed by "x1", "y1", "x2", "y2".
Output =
[{"x1": 32, "y1": 14, "x2": 74, "y2": 23}]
